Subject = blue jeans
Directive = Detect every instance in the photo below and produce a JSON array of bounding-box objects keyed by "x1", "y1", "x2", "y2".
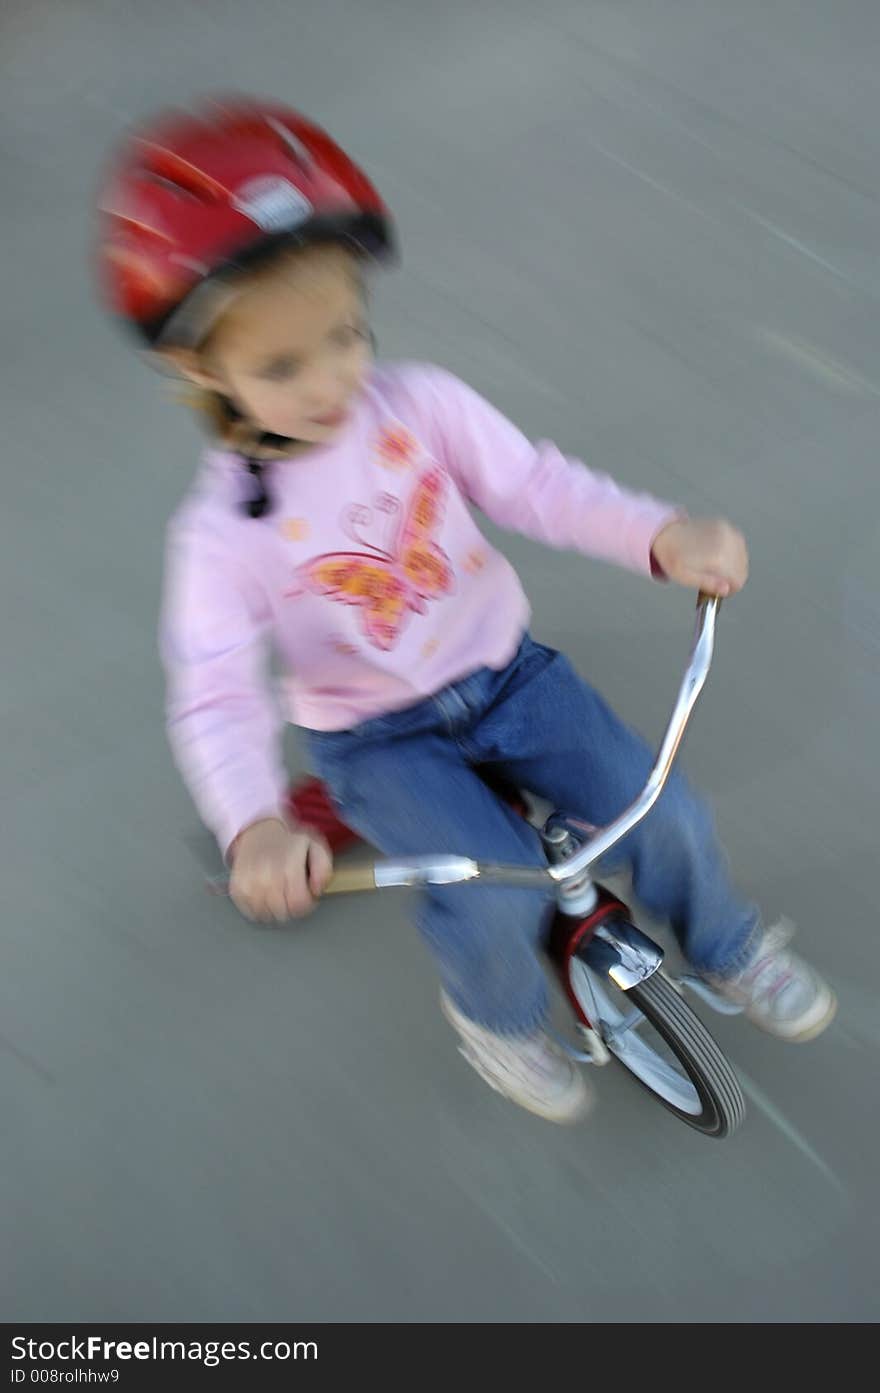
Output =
[{"x1": 306, "y1": 635, "x2": 759, "y2": 1036}]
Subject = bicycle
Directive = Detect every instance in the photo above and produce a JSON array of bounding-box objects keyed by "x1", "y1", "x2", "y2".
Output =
[{"x1": 213, "y1": 596, "x2": 747, "y2": 1139}]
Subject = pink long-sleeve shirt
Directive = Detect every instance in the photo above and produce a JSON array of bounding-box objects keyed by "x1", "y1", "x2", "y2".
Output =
[{"x1": 159, "y1": 362, "x2": 679, "y2": 858}]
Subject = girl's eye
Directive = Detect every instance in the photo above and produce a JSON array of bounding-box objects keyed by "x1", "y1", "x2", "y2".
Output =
[
  {"x1": 259, "y1": 358, "x2": 299, "y2": 382},
  {"x1": 331, "y1": 323, "x2": 368, "y2": 348}
]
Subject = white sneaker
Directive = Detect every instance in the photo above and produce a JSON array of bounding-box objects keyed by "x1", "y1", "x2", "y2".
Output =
[
  {"x1": 440, "y1": 991, "x2": 593, "y2": 1123},
  {"x1": 706, "y1": 920, "x2": 837, "y2": 1042}
]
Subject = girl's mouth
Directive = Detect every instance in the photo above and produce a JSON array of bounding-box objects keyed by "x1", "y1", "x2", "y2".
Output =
[{"x1": 309, "y1": 407, "x2": 348, "y2": 428}]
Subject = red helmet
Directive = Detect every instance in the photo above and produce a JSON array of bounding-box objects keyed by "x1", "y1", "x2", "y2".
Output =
[{"x1": 96, "y1": 95, "x2": 395, "y2": 346}]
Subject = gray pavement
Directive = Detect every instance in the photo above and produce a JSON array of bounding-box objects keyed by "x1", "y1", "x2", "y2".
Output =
[{"x1": 2, "y1": 0, "x2": 878, "y2": 1321}]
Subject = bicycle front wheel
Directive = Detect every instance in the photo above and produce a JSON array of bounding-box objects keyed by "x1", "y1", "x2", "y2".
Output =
[{"x1": 567, "y1": 957, "x2": 746, "y2": 1138}]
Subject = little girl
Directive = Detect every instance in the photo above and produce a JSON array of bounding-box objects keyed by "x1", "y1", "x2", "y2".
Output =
[{"x1": 97, "y1": 96, "x2": 835, "y2": 1122}]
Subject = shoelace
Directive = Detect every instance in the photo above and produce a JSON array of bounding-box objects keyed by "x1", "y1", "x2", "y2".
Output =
[
  {"x1": 457, "y1": 1037, "x2": 568, "y2": 1095},
  {"x1": 739, "y1": 946, "x2": 796, "y2": 1006}
]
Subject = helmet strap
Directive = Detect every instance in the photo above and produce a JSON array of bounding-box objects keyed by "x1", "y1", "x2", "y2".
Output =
[{"x1": 221, "y1": 331, "x2": 378, "y2": 518}]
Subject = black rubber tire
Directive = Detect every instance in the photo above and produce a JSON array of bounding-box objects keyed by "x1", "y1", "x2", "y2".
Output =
[{"x1": 603, "y1": 969, "x2": 746, "y2": 1138}]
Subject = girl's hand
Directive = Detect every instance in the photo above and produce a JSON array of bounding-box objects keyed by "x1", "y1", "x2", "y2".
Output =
[
  {"x1": 228, "y1": 818, "x2": 333, "y2": 923},
  {"x1": 651, "y1": 518, "x2": 749, "y2": 597}
]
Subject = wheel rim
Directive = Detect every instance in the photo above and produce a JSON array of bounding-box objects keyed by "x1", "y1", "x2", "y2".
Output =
[{"x1": 569, "y1": 960, "x2": 703, "y2": 1116}]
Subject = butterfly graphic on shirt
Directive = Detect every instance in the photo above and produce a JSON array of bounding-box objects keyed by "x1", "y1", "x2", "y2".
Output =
[{"x1": 284, "y1": 465, "x2": 455, "y2": 651}]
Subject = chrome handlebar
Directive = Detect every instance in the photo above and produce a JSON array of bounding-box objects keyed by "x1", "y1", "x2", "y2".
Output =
[
  {"x1": 547, "y1": 592, "x2": 719, "y2": 883},
  {"x1": 319, "y1": 595, "x2": 721, "y2": 896}
]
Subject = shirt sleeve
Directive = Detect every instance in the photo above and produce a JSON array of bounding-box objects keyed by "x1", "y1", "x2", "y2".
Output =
[
  {"x1": 159, "y1": 512, "x2": 289, "y2": 863},
  {"x1": 416, "y1": 365, "x2": 681, "y2": 576}
]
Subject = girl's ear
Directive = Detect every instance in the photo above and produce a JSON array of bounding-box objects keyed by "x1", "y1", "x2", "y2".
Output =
[{"x1": 147, "y1": 346, "x2": 224, "y2": 391}]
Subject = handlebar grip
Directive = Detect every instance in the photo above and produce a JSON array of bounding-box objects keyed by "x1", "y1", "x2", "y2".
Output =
[
  {"x1": 206, "y1": 862, "x2": 379, "y2": 899},
  {"x1": 322, "y1": 863, "x2": 378, "y2": 895}
]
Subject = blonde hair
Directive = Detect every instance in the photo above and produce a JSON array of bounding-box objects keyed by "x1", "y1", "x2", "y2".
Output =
[{"x1": 175, "y1": 380, "x2": 238, "y2": 437}]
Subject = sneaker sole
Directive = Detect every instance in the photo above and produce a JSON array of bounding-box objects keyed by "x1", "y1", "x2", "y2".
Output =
[{"x1": 747, "y1": 986, "x2": 838, "y2": 1043}]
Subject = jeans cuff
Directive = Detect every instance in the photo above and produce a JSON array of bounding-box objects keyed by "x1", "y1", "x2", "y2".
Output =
[{"x1": 694, "y1": 914, "x2": 763, "y2": 980}]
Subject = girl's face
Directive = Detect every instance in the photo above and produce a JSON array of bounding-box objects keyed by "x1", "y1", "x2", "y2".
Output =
[{"x1": 192, "y1": 245, "x2": 371, "y2": 445}]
